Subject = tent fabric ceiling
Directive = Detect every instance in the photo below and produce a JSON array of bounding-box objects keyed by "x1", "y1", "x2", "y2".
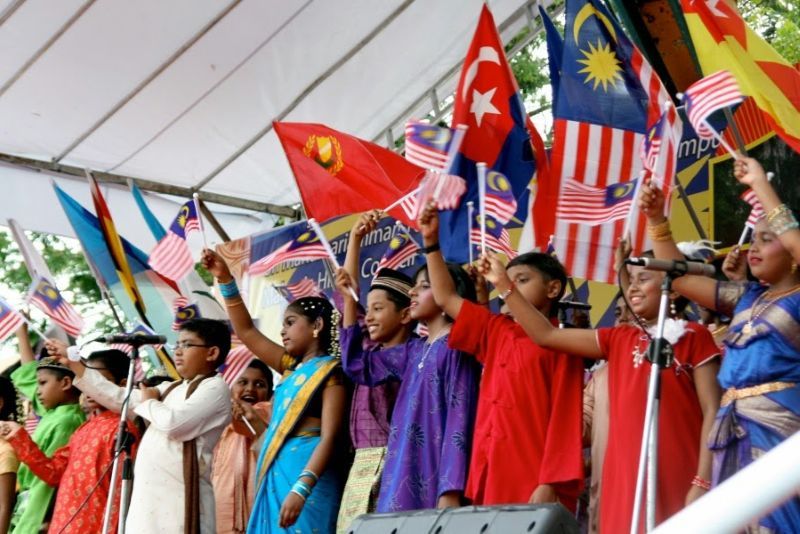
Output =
[{"x1": 0, "y1": 0, "x2": 539, "y2": 242}]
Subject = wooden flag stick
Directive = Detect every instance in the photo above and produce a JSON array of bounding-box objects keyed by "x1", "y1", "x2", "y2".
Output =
[
  {"x1": 307, "y1": 218, "x2": 359, "y2": 302},
  {"x1": 477, "y1": 162, "x2": 487, "y2": 255}
]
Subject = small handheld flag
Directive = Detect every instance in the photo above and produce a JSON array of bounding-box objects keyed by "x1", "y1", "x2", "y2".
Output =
[
  {"x1": 220, "y1": 345, "x2": 255, "y2": 386},
  {"x1": 376, "y1": 229, "x2": 419, "y2": 271},
  {"x1": 171, "y1": 296, "x2": 200, "y2": 331},
  {"x1": 404, "y1": 121, "x2": 455, "y2": 171},
  {"x1": 680, "y1": 70, "x2": 744, "y2": 158},
  {"x1": 277, "y1": 278, "x2": 324, "y2": 301},
  {"x1": 248, "y1": 228, "x2": 329, "y2": 277},
  {"x1": 556, "y1": 179, "x2": 638, "y2": 226},
  {"x1": 148, "y1": 200, "x2": 201, "y2": 282},
  {"x1": 307, "y1": 219, "x2": 359, "y2": 302},
  {"x1": 0, "y1": 298, "x2": 25, "y2": 344},
  {"x1": 26, "y1": 276, "x2": 85, "y2": 337},
  {"x1": 484, "y1": 170, "x2": 517, "y2": 225}
]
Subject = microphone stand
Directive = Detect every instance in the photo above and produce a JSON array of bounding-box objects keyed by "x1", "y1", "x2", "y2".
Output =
[
  {"x1": 630, "y1": 271, "x2": 679, "y2": 534},
  {"x1": 102, "y1": 340, "x2": 148, "y2": 534}
]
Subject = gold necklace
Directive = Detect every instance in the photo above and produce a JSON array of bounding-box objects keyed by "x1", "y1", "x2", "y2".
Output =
[{"x1": 742, "y1": 284, "x2": 800, "y2": 335}]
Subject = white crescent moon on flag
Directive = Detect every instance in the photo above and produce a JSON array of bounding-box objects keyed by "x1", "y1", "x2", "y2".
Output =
[{"x1": 461, "y1": 46, "x2": 501, "y2": 101}]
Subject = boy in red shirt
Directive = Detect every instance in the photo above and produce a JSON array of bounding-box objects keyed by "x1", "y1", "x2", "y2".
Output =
[
  {"x1": 418, "y1": 205, "x2": 584, "y2": 509},
  {"x1": 0, "y1": 349, "x2": 137, "y2": 533}
]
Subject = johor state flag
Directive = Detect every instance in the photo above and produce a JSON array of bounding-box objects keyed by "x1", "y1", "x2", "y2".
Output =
[
  {"x1": 547, "y1": 0, "x2": 669, "y2": 284},
  {"x1": 274, "y1": 121, "x2": 425, "y2": 226},
  {"x1": 443, "y1": 4, "x2": 549, "y2": 262},
  {"x1": 148, "y1": 201, "x2": 201, "y2": 282},
  {"x1": 26, "y1": 276, "x2": 84, "y2": 337}
]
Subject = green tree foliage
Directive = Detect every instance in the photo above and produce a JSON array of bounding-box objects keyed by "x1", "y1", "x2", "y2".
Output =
[
  {"x1": 0, "y1": 229, "x2": 119, "y2": 340},
  {"x1": 740, "y1": 0, "x2": 800, "y2": 64}
]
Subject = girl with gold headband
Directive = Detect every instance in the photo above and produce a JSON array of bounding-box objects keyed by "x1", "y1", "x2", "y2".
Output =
[
  {"x1": 639, "y1": 156, "x2": 800, "y2": 532},
  {"x1": 201, "y1": 249, "x2": 347, "y2": 533}
]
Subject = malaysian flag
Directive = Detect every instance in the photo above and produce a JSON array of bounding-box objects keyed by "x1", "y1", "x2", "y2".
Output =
[
  {"x1": 548, "y1": 0, "x2": 669, "y2": 284},
  {"x1": 219, "y1": 345, "x2": 255, "y2": 386},
  {"x1": 148, "y1": 200, "x2": 201, "y2": 282},
  {"x1": 404, "y1": 121, "x2": 454, "y2": 171},
  {"x1": 26, "y1": 277, "x2": 84, "y2": 337},
  {"x1": 740, "y1": 188, "x2": 765, "y2": 228},
  {"x1": 485, "y1": 170, "x2": 518, "y2": 224},
  {"x1": 390, "y1": 170, "x2": 467, "y2": 222},
  {"x1": 641, "y1": 103, "x2": 683, "y2": 190},
  {"x1": 171, "y1": 296, "x2": 200, "y2": 331},
  {"x1": 377, "y1": 232, "x2": 419, "y2": 271},
  {"x1": 556, "y1": 179, "x2": 637, "y2": 225},
  {"x1": 682, "y1": 70, "x2": 744, "y2": 139},
  {"x1": 470, "y1": 214, "x2": 517, "y2": 259},
  {"x1": 0, "y1": 298, "x2": 25, "y2": 344},
  {"x1": 248, "y1": 228, "x2": 329, "y2": 277},
  {"x1": 277, "y1": 277, "x2": 323, "y2": 301}
]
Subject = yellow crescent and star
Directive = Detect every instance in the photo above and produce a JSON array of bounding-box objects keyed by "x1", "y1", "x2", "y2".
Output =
[
  {"x1": 573, "y1": 4, "x2": 623, "y2": 92},
  {"x1": 177, "y1": 204, "x2": 190, "y2": 228},
  {"x1": 487, "y1": 171, "x2": 510, "y2": 192}
]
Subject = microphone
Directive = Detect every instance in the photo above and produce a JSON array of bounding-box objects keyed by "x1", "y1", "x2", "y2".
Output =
[
  {"x1": 625, "y1": 257, "x2": 716, "y2": 277},
  {"x1": 94, "y1": 333, "x2": 167, "y2": 345}
]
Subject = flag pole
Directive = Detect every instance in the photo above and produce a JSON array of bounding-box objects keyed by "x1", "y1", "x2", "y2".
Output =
[
  {"x1": 477, "y1": 162, "x2": 487, "y2": 255},
  {"x1": 623, "y1": 171, "x2": 647, "y2": 240},
  {"x1": 16, "y1": 310, "x2": 49, "y2": 341},
  {"x1": 192, "y1": 193, "x2": 209, "y2": 249},
  {"x1": 467, "y1": 201, "x2": 475, "y2": 264},
  {"x1": 307, "y1": 218, "x2": 359, "y2": 302}
]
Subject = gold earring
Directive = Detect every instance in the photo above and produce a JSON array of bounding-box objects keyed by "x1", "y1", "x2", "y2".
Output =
[{"x1": 312, "y1": 330, "x2": 319, "y2": 338}]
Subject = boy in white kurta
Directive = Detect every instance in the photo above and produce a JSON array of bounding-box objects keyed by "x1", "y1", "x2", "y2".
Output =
[{"x1": 48, "y1": 318, "x2": 232, "y2": 533}]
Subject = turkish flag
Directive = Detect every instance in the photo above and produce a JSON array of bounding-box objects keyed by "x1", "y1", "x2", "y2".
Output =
[{"x1": 274, "y1": 122, "x2": 425, "y2": 225}]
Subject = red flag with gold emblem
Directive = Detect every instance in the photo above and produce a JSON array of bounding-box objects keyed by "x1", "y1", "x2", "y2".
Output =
[
  {"x1": 274, "y1": 122, "x2": 426, "y2": 226},
  {"x1": 681, "y1": 0, "x2": 800, "y2": 153}
]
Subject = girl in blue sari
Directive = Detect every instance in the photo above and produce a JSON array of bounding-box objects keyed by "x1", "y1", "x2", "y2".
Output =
[
  {"x1": 639, "y1": 157, "x2": 800, "y2": 533},
  {"x1": 202, "y1": 250, "x2": 347, "y2": 533}
]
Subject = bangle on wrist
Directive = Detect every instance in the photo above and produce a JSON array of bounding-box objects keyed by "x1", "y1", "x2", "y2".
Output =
[
  {"x1": 421, "y1": 242, "x2": 440, "y2": 254},
  {"x1": 766, "y1": 204, "x2": 799, "y2": 235},
  {"x1": 218, "y1": 279, "x2": 240, "y2": 299},
  {"x1": 691, "y1": 475, "x2": 711, "y2": 490},
  {"x1": 498, "y1": 281, "x2": 516, "y2": 301},
  {"x1": 647, "y1": 219, "x2": 672, "y2": 242}
]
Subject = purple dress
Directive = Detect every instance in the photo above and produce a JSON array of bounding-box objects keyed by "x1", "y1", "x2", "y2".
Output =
[{"x1": 340, "y1": 325, "x2": 480, "y2": 512}]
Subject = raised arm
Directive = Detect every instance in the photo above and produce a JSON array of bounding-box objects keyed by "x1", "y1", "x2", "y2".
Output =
[
  {"x1": 201, "y1": 249, "x2": 285, "y2": 373},
  {"x1": 418, "y1": 203, "x2": 463, "y2": 319},
  {"x1": 638, "y1": 180, "x2": 718, "y2": 310},
  {"x1": 336, "y1": 211, "x2": 380, "y2": 327},
  {"x1": 478, "y1": 252, "x2": 603, "y2": 358},
  {"x1": 16, "y1": 324, "x2": 35, "y2": 364},
  {"x1": 735, "y1": 156, "x2": 800, "y2": 263}
]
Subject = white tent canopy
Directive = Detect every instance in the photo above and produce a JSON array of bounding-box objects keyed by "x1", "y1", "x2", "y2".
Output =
[{"x1": 0, "y1": 0, "x2": 547, "y2": 248}]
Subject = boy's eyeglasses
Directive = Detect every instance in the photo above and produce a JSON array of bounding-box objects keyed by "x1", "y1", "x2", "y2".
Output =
[{"x1": 174, "y1": 341, "x2": 210, "y2": 350}]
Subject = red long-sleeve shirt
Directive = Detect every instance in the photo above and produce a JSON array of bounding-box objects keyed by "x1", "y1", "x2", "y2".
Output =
[{"x1": 8, "y1": 410, "x2": 138, "y2": 533}]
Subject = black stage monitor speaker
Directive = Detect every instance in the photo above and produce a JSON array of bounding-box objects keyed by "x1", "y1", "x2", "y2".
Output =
[{"x1": 347, "y1": 503, "x2": 580, "y2": 534}]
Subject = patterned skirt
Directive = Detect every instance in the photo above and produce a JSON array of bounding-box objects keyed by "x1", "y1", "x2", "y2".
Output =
[
  {"x1": 709, "y1": 385, "x2": 800, "y2": 533},
  {"x1": 336, "y1": 446, "x2": 387, "y2": 533}
]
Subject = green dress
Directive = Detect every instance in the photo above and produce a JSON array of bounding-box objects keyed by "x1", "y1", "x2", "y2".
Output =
[{"x1": 10, "y1": 362, "x2": 85, "y2": 534}]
